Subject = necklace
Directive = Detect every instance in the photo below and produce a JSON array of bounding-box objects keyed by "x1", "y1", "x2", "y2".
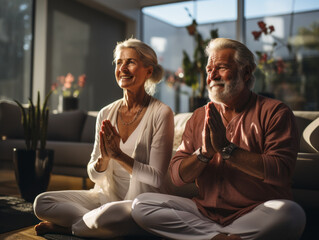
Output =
[{"x1": 118, "y1": 95, "x2": 149, "y2": 126}]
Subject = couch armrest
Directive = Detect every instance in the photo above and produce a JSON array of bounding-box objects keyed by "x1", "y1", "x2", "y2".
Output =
[{"x1": 293, "y1": 153, "x2": 319, "y2": 190}]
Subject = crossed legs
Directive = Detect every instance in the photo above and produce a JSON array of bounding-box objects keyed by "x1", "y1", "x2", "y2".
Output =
[
  {"x1": 33, "y1": 190, "x2": 149, "y2": 238},
  {"x1": 131, "y1": 193, "x2": 306, "y2": 240}
]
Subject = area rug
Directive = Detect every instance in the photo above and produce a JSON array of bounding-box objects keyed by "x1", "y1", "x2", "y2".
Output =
[
  {"x1": 43, "y1": 234, "x2": 154, "y2": 240},
  {"x1": 43, "y1": 234, "x2": 89, "y2": 240},
  {"x1": 0, "y1": 195, "x2": 40, "y2": 233}
]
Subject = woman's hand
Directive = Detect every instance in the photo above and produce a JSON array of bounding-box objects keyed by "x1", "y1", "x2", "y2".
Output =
[
  {"x1": 101, "y1": 120, "x2": 122, "y2": 160},
  {"x1": 95, "y1": 120, "x2": 122, "y2": 172}
]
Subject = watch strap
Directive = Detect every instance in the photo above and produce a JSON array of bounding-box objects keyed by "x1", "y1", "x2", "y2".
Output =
[{"x1": 194, "y1": 147, "x2": 211, "y2": 163}]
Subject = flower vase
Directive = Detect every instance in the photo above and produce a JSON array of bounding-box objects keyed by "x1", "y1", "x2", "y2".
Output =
[{"x1": 63, "y1": 96, "x2": 78, "y2": 111}]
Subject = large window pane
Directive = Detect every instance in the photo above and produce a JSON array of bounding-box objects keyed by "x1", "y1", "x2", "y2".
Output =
[
  {"x1": 0, "y1": 0, "x2": 33, "y2": 103},
  {"x1": 47, "y1": 0, "x2": 126, "y2": 111},
  {"x1": 245, "y1": 0, "x2": 319, "y2": 110},
  {"x1": 142, "y1": 0, "x2": 237, "y2": 113}
]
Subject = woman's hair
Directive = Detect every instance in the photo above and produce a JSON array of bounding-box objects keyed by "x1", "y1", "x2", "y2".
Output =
[
  {"x1": 113, "y1": 38, "x2": 164, "y2": 95},
  {"x1": 205, "y1": 38, "x2": 256, "y2": 90}
]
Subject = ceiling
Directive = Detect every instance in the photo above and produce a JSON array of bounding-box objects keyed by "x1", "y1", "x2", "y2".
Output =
[
  {"x1": 94, "y1": 0, "x2": 191, "y2": 10},
  {"x1": 136, "y1": 0, "x2": 191, "y2": 8}
]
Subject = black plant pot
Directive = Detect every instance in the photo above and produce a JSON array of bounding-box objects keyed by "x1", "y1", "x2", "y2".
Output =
[
  {"x1": 13, "y1": 148, "x2": 54, "y2": 202},
  {"x1": 189, "y1": 96, "x2": 208, "y2": 112},
  {"x1": 63, "y1": 97, "x2": 78, "y2": 111}
]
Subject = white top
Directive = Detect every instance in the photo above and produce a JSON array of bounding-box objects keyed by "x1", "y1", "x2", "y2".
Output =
[
  {"x1": 87, "y1": 97, "x2": 174, "y2": 204},
  {"x1": 113, "y1": 121, "x2": 143, "y2": 199}
]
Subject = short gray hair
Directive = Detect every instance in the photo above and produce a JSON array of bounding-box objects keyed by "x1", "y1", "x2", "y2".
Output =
[
  {"x1": 205, "y1": 38, "x2": 256, "y2": 90},
  {"x1": 113, "y1": 38, "x2": 164, "y2": 95}
]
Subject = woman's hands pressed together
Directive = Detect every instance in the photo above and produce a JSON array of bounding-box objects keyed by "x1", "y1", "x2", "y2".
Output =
[{"x1": 95, "y1": 120, "x2": 122, "y2": 172}]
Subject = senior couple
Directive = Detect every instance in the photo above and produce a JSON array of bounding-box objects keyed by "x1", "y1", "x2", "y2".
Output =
[{"x1": 33, "y1": 37, "x2": 305, "y2": 240}]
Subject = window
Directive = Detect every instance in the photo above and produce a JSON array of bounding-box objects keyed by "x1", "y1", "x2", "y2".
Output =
[
  {"x1": 46, "y1": 0, "x2": 126, "y2": 111},
  {"x1": 143, "y1": 0, "x2": 319, "y2": 112},
  {"x1": 143, "y1": 0, "x2": 237, "y2": 113},
  {"x1": 0, "y1": 0, "x2": 33, "y2": 103},
  {"x1": 246, "y1": 0, "x2": 319, "y2": 110}
]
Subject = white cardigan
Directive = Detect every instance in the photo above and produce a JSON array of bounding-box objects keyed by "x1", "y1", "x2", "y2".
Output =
[{"x1": 87, "y1": 97, "x2": 174, "y2": 203}]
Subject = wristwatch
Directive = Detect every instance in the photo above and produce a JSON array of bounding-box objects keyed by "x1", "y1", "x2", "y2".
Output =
[
  {"x1": 221, "y1": 143, "x2": 238, "y2": 160},
  {"x1": 194, "y1": 147, "x2": 211, "y2": 163}
]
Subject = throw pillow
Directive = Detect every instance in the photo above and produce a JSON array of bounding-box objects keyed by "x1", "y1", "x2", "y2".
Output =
[
  {"x1": 47, "y1": 110, "x2": 86, "y2": 142},
  {"x1": 302, "y1": 117, "x2": 319, "y2": 153}
]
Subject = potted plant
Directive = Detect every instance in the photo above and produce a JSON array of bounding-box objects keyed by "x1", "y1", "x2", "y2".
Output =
[
  {"x1": 182, "y1": 18, "x2": 219, "y2": 111},
  {"x1": 13, "y1": 91, "x2": 54, "y2": 202}
]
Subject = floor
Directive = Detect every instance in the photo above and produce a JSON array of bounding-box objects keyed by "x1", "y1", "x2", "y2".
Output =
[{"x1": 0, "y1": 169, "x2": 94, "y2": 240}]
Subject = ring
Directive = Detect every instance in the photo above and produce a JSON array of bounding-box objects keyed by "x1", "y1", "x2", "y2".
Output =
[{"x1": 106, "y1": 134, "x2": 112, "y2": 141}]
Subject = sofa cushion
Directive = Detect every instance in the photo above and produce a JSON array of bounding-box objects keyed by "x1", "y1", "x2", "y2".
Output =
[
  {"x1": 294, "y1": 111, "x2": 319, "y2": 152},
  {"x1": 302, "y1": 117, "x2": 319, "y2": 153},
  {"x1": 47, "y1": 110, "x2": 86, "y2": 142},
  {"x1": 81, "y1": 115, "x2": 96, "y2": 143},
  {"x1": 0, "y1": 100, "x2": 24, "y2": 139},
  {"x1": 173, "y1": 113, "x2": 192, "y2": 151}
]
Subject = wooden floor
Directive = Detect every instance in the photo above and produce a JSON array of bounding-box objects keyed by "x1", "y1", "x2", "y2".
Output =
[{"x1": 0, "y1": 169, "x2": 94, "y2": 240}]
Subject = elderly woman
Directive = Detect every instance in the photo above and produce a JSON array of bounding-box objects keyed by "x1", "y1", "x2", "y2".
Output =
[{"x1": 33, "y1": 38, "x2": 174, "y2": 238}]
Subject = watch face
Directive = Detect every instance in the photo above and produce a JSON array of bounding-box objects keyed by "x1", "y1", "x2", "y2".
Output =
[
  {"x1": 221, "y1": 143, "x2": 238, "y2": 160},
  {"x1": 221, "y1": 148, "x2": 231, "y2": 159}
]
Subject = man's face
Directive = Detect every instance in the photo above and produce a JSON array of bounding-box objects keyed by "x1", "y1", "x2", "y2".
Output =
[{"x1": 206, "y1": 48, "x2": 245, "y2": 104}]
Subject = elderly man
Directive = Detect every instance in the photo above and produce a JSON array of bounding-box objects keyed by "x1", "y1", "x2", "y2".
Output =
[{"x1": 131, "y1": 38, "x2": 306, "y2": 240}]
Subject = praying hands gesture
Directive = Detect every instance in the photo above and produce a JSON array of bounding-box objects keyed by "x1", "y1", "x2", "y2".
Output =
[
  {"x1": 95, "y1": 120, "x2": 122, "y2": 172},
  {"x1": 205, "y1": 102, "x2": 230, "y2": 154}
]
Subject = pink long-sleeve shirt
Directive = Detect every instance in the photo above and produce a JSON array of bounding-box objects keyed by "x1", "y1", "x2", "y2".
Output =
[{"x1": 170, "y1": 92, "x2": 299, "y2": 226}]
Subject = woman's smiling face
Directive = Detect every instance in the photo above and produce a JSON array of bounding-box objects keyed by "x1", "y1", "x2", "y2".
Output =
[{"x1": 115, "y1": 48, "x2": 152, "y2": 91}]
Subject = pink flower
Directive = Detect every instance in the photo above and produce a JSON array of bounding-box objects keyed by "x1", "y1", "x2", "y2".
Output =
[
  {"x1": 276, "y1": 59, "x2": 285, "y2": 74},
  {"x1": 269, "y1": 25, "x2": 275, "y2": 33},
  {"x1": 258, "y1": 21, "x2": 268, "y2": 34},
  {"x1": 51, "y1": 82, "x2": 58, "y2": 91},
  {"x1": 259, "y1": 53, "x2": 268, "y2": 64},
  {"x1": 252, "y1": 31, "x2": 262, "y2": 40},
  {"x1": 52, "y1": 72, "x2": 87, "y2": 98},
  {"x1": 64, "y1": 73, "x2": 74, "y2": 84},
  {"x1": 78, "y1": 74, "x2": 86, "y2": 88}
]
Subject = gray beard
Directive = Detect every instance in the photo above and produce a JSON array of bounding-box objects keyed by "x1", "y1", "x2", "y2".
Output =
[{"x1": 208, "y1": 73, "x2": 244, "y2": 103}]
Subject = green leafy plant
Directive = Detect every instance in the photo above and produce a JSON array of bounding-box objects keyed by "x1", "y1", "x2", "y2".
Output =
[
  {"x1": 182, "y1": 18, "x2": 219, "y2": 98},
  {"x1": 14, "y1": 91, "x2": 52, "y2": 151}
]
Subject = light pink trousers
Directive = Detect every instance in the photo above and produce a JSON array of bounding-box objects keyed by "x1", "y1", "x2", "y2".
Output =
[
  {"x1": 132, "y1": 192, "x2": 306, "y2": 240},
  {"x1": 33, "y1": 190, "x2": 150, "y2": 238}
]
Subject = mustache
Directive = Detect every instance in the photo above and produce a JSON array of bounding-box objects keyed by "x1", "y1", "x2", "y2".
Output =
[{"x1": 209, "y1": 80, "x2": 226, "y2": 88}]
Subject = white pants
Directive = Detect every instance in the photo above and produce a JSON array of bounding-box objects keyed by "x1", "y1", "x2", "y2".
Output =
[
  {"x1": 33, "y1": 190, "x2": 150, "y2": 238},
  {"x1": 132, "y1": 193, "x2": 306, "y2": 240}
]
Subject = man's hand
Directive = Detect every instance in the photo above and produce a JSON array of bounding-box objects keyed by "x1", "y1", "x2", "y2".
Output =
[
  {"x1": 201, "y1": 104, "x2": 216, "y2": 158},
  {"x1": 207, "y1": 102, "x2": 229, "y2": 153}
]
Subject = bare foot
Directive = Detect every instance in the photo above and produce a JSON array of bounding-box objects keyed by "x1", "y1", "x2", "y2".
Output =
[
  {"x1": 34, "y1": 221, "x2": 72, "y2": 236},
  {"x1": 212, "y1": 233, "x2": 242, "y2": 240}
]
